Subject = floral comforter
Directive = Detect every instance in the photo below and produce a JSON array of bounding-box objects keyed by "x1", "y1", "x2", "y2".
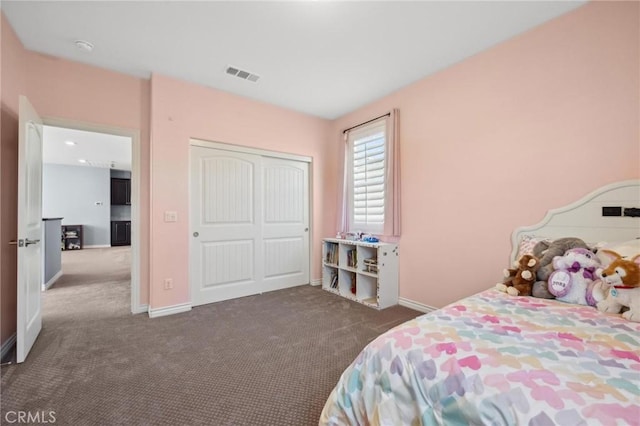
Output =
[{"x1": 320, "y1": 289, "x2": 640, "y2": 425}]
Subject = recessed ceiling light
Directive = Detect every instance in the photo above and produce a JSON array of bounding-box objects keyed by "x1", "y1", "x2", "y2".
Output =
[
  {"x1": 65, "y1": 141, "x2": 76, "y2": 146},
  {"x1": 78, "y1": 159, "x2": 87, "y2": 163},
  {"x1": 75, "y1": 40, "x2": 94, "y2": 53}
]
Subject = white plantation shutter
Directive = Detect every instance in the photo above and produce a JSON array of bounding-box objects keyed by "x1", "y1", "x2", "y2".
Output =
[
  {"x1": 339, "y1": 109, "x2": 400, "y2": 238},
  {"x1": 348, "y1": 119, "x2": 386, "y2": 234}
]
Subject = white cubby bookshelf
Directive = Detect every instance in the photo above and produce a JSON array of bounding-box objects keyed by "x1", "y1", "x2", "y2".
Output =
[{"x1": 322, "y1": 238, "x2": 399, "y2": 309}]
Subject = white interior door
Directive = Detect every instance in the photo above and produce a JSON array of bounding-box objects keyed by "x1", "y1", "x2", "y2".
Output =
[
  {"x1": 16, "y1": 96, "x2": 43, "y2": 363},
  {"x1": 262, "y1": 157, "x2": 309, "y2": 291},
  {"x1": 190, "y1": 145, "x2": 310, "y2": 307}
]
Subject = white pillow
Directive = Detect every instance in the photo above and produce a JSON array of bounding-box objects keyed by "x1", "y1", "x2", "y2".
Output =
[{"x1": 596, "y1": 238, "x2": 640, "y2": 261}]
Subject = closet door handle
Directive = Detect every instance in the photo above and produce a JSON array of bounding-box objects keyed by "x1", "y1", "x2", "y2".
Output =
[{"x1": 25, "y1": 238, "x2": 40, "y2": 246}]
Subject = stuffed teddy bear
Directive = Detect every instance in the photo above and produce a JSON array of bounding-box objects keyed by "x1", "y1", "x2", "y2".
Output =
[
  {"x1": 547, "y1": 247, "x2": 600, "y2": 305},
  {"x1": 496, "y1": 254, "x2": 540, "y2": 296},
  {"x1": 531, "y1": 237, "x2": 590, "y2": 299},
  {"x1": 596, "y1": 250, "x2": 640, "y2": 322}
]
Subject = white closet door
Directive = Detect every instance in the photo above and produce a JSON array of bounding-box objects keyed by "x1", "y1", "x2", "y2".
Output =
[
  {"x1": 262, "y1": 157, "x2": 309, "y2": 291},
  {"x1": 190, "y1": 145, "x2": 309, "y2": 307},
  {"x1": 190, "y1": 146, "x2": 263, "y2": 306}
]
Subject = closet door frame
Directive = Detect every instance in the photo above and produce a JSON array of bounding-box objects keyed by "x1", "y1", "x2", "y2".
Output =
[{"x1": 189, "y1": 138, "x2": 313, "y2": 305}]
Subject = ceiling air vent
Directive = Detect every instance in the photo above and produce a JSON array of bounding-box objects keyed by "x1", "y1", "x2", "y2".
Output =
[{"x1": 225, "y1": 65, "x2": 260, "y2": 83}]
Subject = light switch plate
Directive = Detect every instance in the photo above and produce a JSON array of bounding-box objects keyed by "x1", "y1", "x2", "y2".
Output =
[{"x1": 164, "y1": 211, "x2": 178, "y2": 222}]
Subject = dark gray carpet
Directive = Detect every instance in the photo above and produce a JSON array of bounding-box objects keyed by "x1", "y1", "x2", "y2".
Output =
[{"x1": 1, "y1": 247, "x2": 420, "y2": 425}]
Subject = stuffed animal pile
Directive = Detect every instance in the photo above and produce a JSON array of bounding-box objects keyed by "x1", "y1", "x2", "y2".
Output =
[
  {"x1": 499, "y1": 236, "x2": 640, "y2": 323},
  {"x1": 531, "y1": 238, "x2": 589, "y2": 298},
  {"x1": 596, "y1": 250, "x2": 640, "y2": 322}
]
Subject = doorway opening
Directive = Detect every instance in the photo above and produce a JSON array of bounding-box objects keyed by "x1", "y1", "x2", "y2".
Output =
[{"x1": 41, "y1": 120, "x2": 142, "y2": 315}]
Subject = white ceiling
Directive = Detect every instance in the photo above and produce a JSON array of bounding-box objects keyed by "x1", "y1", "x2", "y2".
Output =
[
  {"x1": 3, "y1": 1, "x2": 586, "y2": 119},
  {"x1": 43, "y1": 126, "x2": 132, "y2": 171}
]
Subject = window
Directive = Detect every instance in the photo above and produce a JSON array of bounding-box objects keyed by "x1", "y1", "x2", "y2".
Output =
[
  {"x1": 339, "y1": 110, "x2": 400, "y2": 238},
  {"x1": 347, "y1": 119, "x2": 387, "y2": 234}
]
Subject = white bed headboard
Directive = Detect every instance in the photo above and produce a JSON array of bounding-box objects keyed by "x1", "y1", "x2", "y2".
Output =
[{"x1": 511, "y1": 179, "x2": 640, "y2": 262}]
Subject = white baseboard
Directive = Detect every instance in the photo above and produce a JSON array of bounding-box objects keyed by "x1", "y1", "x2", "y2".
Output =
[
  {"x1": 84, "y1": 245, "x2": 112, "y2": 249},
  {"x1": 42, "y1": 270, "x2": 63, "y2": 291},
  {"x1": 399, "y1": 297, "x2": 438, "y2": 314},
  {"x1": 131, "y1": 304, "x2": 149, "y2": 315},
  {"x1": 310, "y1": 279, "x2": 322, "y2": 286},
  {"x1": 1, "y1": 333, "x2": 16, "y2": 361},
  {"x1": 148, "y1": 302, "x2": 192, "y2": 318}
]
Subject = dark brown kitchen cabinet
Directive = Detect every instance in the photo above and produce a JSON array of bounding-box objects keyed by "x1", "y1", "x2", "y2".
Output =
[
  {"x1": 111, "y1": 178, "x2": 131, "y2": 205},
  {"x1": 111, "y1": 221, "x2": 131, "y2": 246}
]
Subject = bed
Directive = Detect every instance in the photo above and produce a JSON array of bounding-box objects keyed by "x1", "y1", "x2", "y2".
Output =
[{"x1": 320, "y1": 180, "x2": 640, "y2": 426}]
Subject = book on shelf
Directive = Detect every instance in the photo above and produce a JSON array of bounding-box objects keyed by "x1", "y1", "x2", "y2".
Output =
[
  {"x1": 347, "y1": 249, "x2": 357, "y2": 268},
  {"x1": 325, "y1": 243, "x2": 339, "y2": 265},
  {"x1": 330, "y1": 271, "x2": 338, "y2": 289}
]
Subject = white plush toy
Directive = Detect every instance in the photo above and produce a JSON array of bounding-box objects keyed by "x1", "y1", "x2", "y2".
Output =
[{"x1": 547, "y1": 248, "x2": 600, "y2": 305}]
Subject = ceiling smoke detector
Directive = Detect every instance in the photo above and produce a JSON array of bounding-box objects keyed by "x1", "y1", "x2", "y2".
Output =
[
  {"x1": 75, "y1": 40, "x2": 94, "y2": 53},
  {"x1": 225, "y1": 65, "x2": 260, "y2": 83}
]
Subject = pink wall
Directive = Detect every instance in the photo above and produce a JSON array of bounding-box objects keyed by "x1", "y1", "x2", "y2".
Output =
[
  {"x1": 1, "y1": 12, "x2": 151, "y2": 347},
  {"x1": 24, "y1": 52, "x2": 151, "y2": 309},
  {"x1": 2, "y1": 0, "x2": 638, "y2": 337},
  {"x1": 149, "y1": 74, "x2": 331, "y2": 308},
  {"x1": 331, "y1": 1, "x2": 639, "y2": 308},
  {"x1": 1, "y1": 13, "x2": 28, "y2": 346}
]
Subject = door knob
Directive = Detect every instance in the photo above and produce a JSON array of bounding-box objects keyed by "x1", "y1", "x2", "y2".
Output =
[
  {"x1": 193, "y1": 232, "x2": 199, "y2": 237},
  {"x1": 304, "y1": 228, "x2": 309, "y2": 232},
  {"x1": 25, "y1": 238, "x2": 40, "y2": 246}
]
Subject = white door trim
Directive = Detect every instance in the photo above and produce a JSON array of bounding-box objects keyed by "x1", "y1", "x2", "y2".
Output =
[
  {"x1": 43, "y1": 117, "x2": 143, "y2": 315},
  {"x1": 189, "y1": 139, "x2": 314, "y2": 307}
]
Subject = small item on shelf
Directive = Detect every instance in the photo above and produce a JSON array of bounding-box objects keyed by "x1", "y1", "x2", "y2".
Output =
[
  {"x1": 325, "y1": 243, "x2": 339, "y2": 265},
  {"x1": 350, "y1": 272, "x2": 356, "y2": 294},
  {"x1": 347, "y1": 249, "x2": 357, "y2": 268},
  {"x1": 362, "y1": 235, "x2": 379, "y2": 243},
  {"x1": 330, "y1": 272, "x2": 338, "y2": 289},
  {"x1": 363, "y1": 258, "x2": 378, "y2": 274}
]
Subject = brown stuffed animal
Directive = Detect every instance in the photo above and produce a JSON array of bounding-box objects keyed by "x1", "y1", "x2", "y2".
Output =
[
  {"x1": 496, "y1": 254, "x2": 540, "y2": 296},
  {"x1": 596, "y1": 250, "x2": 640, "y2": 322}
]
